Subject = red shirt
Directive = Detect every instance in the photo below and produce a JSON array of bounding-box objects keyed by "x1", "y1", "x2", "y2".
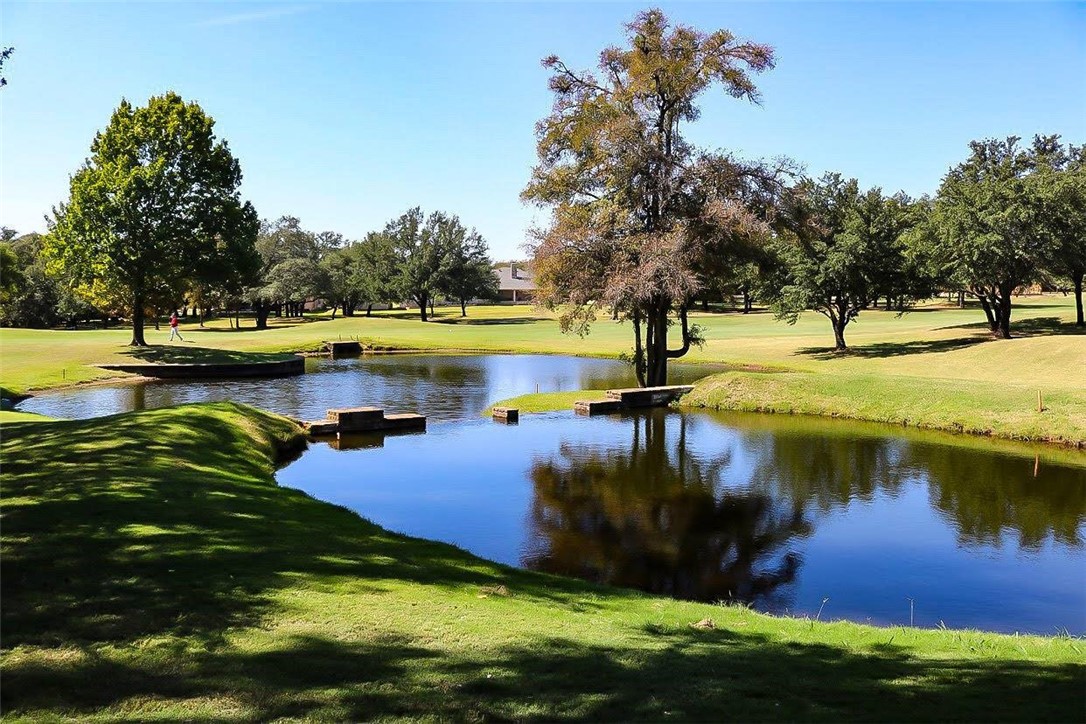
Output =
[{"x1": 170, "y1": 315, "x2": 178, "y2": 328}]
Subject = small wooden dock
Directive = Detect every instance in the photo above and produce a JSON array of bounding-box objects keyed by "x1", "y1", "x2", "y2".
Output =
[{"x1": 575, "y1": 385, "x2": 694, "y2": 416}]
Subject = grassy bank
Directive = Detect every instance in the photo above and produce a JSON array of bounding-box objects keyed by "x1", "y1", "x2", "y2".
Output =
[
  {"x1": 2, "y1": 404, "x2": 1083, "y2": 721},
  {"x1": 484, "y1": 389, "x2": 608, "y2": 415},
  {"x1": 682, "y1": 370, "x2": 1086, "y2": 447}
]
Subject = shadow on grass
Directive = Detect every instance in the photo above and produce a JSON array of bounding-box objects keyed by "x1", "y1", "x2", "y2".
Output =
[
  {"x1": 119, "y1": 346, "x2": 294, "y2": 364},
  {"x1": 797, "y1": 336, "x2": 988, "y2": 360},
  {"x1": 937, "y1": 316, "x2": 1086, "y2": 337},
  {"x1": 0, "y1": 404, "x2": 596, "y2": 641},
  {"x1": 371, "y1": 310, "x2": 543, "y2": 325},
  {"x1": 4, "y1": 626, "x2": 1082, "y2": 721},
  {"x1": 3, "y1": 404, "x2": 1083, "y2": 720}
]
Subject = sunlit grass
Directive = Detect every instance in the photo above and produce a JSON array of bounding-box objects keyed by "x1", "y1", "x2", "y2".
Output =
[{"x1": 2, "y1": 404, "x2": 1082, "y2": 720}]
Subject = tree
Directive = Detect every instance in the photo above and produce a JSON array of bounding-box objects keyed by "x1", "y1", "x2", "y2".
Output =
[
  {"x1": 387, "y1": 208, "x2": 450, "y2": 322},
  {"x1": 933, "y1": 136, "x2": 1052, "y2": 339},
  {"x1": 1032, "y1": 137, "x2": 1086, "y2": 326},
  {"x1": 354, "y1": 232, "x2": 399, "y2": 316},
  {"x1": 522, "y1": 9, "x2": 775, "y2": 386},
  {"x1": 437, "y1": 217, "x2": 497, "y2": 316},
  {"x1": 246, "y1": 216, "x2": 323, "y2": 327},
  {"x1": 46, "y1": 93, "x2": 258, "y2": 345},
  {"x1": 766, "y1": 175, "x2": 920, "y2": 350},
  {"x1": 0, "y1": 47, "x2": 13, "y2": 88}
]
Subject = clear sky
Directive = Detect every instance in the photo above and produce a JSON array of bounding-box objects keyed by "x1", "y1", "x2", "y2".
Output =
[{"x1": 2, "y1": 1, "x2": 1083, "y2": 259}]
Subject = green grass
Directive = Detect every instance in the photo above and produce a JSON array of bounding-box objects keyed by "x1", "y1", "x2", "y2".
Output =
[
  {"x1": 0, "y1": 410, "x2": 55, "y2": 423},
  {"x1": 484, "y1": 389, "x2": 609, "y2": 415},
  {"x1": 1, "y1": 296, "x2": 1083, "y2": 447},
  {"x1": 683, "y1": 370, "x2": 1086, "y2": 447},
  {"x1": 2, "y1": 404, "x2": 1083, "y2": 721}
]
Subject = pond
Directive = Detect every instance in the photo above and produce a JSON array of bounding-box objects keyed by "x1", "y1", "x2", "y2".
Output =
[
  {"x1": 18, "y1": 354, "x2": 717, "y2": 421},
  {"x1": 277, "y1": 407, "x2": 1086, "y2": 635}
]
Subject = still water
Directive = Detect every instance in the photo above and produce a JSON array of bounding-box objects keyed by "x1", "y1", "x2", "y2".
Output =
[
  {"x1": 18, "y1": 354, "x2": 716, "y2": 421},
  {"x1": 278, "y1": 408, "x2": 1086, "y2": 635}
]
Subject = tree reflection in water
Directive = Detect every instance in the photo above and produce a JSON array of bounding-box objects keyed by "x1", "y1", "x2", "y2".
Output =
[{"x1": 525, "y1": 410, "x2": 809, "y2": 607}]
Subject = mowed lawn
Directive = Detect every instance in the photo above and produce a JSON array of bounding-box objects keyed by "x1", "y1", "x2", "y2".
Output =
[
  {"x1": 1, "y1": 295, "x2": 1083, "y2": 393},
  {"x1": 2, "y1": 404, "x2": 1083, "y2": 721}
]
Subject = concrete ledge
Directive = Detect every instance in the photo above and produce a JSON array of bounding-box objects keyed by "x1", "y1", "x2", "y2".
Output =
[
  {"x1": 95, "y1": 356, "x2": 305, "y2": 379},
  {"x1": 324, "y1": 340, "x2": 363, "y2": 357},
  {"x1": 605, "y1": 385, "x2": 694, "y2": 408},
  {"x1": 492, "y1": 407, "x2": 519, "y2": 424},
  {"x1": 574, "y1": 399, "x2": 624, "y2": 416}
]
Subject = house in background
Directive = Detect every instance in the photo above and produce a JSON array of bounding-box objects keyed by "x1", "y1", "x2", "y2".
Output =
[{"x1": 494, "y1": 262, "x2": 536, "y2": 303}]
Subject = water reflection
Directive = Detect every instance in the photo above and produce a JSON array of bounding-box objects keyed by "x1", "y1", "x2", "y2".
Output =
[
  {"x1": 276, "y1": 408, "x2": 1086, "y2": 633},
  {"x1": 526, "y1": 412, "x2": 806, "y2": 606},
  {"x1": 19, "y1": 354, "x2": 718, "y2": 421}
]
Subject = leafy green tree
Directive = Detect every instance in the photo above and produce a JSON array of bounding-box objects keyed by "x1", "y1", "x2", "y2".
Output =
[
  {"x1": 354, "y1": 232, "x2": 400, "y2": 316},
  {"x1": 522, "y1": 9, "x2": 775, "y2": 386},
  {"x1": 46, "y1": 93, "x2": 258, "y2": 345},
  {"x1": 436, "y1": 217, "x2": 497, "y2": 316},
  {"x1": 387, "y1": 208, "x2": 450, "y2": 322},
  {"x1": 1031, "y1": 137, "x2": 1086, "y2": 326},
  {"x1": 246, "y1": 216, "x2": 326, "y2": 326},
  {"x1": 765, "y1": 175, "x2": 918, "y2": 350},
  {"x1": 933, "y1": 136, "x2": 1052, "y2": 339},
  {"x1": 319, "y1": 245, "x2": 360, "y2": 318},
  {"x1": 0, "y1": 242, "x2": 24, "y2": 307}
]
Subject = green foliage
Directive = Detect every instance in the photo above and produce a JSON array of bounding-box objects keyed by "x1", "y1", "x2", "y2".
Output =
[
  {"x1": 765, "y1": 175, "x2": 922, "y2": 349},
  {"x1": 245, "y1": 216, "x2": 337, "y2": 326},
  {"x1": 436, "y1": 216, "x2": 498, "y2": 315},
  {"x1": 45, "y1": 92, "x2": 258, "y2": 344},
  {"x1": 523, "y1": 9, "x2": 777, "y2": 385},
  {"x1": 933, "y1": 136, "x2": 1054, "y2": 338},
  {"x1": 1031, "y1": 137, "x2": 1086, "y2": 325},
  {"x1": 0, "y1": 233, "x2": 99, "y2": 328},
  {"x1": 396, "y1": 209, "x2": 499, "y2": 319}
]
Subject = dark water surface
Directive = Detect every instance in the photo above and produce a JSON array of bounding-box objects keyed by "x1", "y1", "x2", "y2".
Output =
[
  {"x1": 18, "y1": 354, "x2": 715, "y2": 421},
  {"x1": 277, "y1": 408, "x2": 1086, "y2": 635}
]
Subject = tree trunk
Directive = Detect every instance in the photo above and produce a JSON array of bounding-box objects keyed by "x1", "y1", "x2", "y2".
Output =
[
  {"x1": 957, "y1": 290, "x2": 965, "y2": 308},
  {"x1": 832, "y1": 319, "x2": 847, "y2": 350},
  {"x1": 996, "y1": 289, "x2": 1012, "y2": 339},
  {"x1": 632, "y1": 308, "x2": 646, "y2": 388},
  {"x1": 1074, "y1": 272, "x2": 1084, "y2": 327},
  {"x1": 743, "y1": 288, "x2": 751, "y2": 314},
  {"x1": 330, "y1": 303, "x2": 338, "y2": 320},
  {"x1": 418, "y1": 293, "x2": 429, "y2": 322},
  {"x1": 461, "y1": 298, "x2": 468, "y2": 317},
  {"x1": 977, "y1": 293, "x2": 998, "y2": 332},
  {"x1": 256, "y1": 302, "x2": 270, "y2": 330},
  {"x1": 130, "y1": 293, "x2": 147, "y2": 346},
  {"x1": 366, "y1": 304, "x2": 373, "y2": 317},
  {"x1": 701, "y1": 297, "x2": 708, "y2": 312},
  {"x1": 647, "y1": 304, "x2": 669, "y2": 387},
  {"x1": 429, "y1": 300, "x2": 435, "y2": 318}
]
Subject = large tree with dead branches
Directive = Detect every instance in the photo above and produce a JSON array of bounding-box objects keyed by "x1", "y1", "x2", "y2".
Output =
[{"x1": 522, "y1": 9, "x2": 777, "y2": 386}]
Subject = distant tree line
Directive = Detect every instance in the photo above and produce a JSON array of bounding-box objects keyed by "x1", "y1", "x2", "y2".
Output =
[{"x1": 0, "y1": 93, "x2": 496, "y2": 341}]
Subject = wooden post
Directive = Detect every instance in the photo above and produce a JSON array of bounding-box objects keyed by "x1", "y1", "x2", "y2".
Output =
[{"x1": 1037, "y1": 390, "x2": 1044, "y2": 413}]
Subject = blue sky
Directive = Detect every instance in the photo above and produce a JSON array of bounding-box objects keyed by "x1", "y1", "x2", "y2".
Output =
[{"x1": 2, "y1": 1, "x2": 1083, "y2": 259}]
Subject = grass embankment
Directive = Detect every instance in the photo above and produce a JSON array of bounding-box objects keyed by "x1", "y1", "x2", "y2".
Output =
[
  {"x1": 484, "y1": 389, "x2": 609, "y2": 415},
  {"x1": 682, "y1": 370, "x2": 1086, "y2": 447},
  {"x1": 2, "y1": 405, "x2": 1083, "y2": 721}
]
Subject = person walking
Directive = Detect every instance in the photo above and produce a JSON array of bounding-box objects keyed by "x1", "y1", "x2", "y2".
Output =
[{"x1": 168, "y1": 311, "x2": 184, "y2": 342}]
